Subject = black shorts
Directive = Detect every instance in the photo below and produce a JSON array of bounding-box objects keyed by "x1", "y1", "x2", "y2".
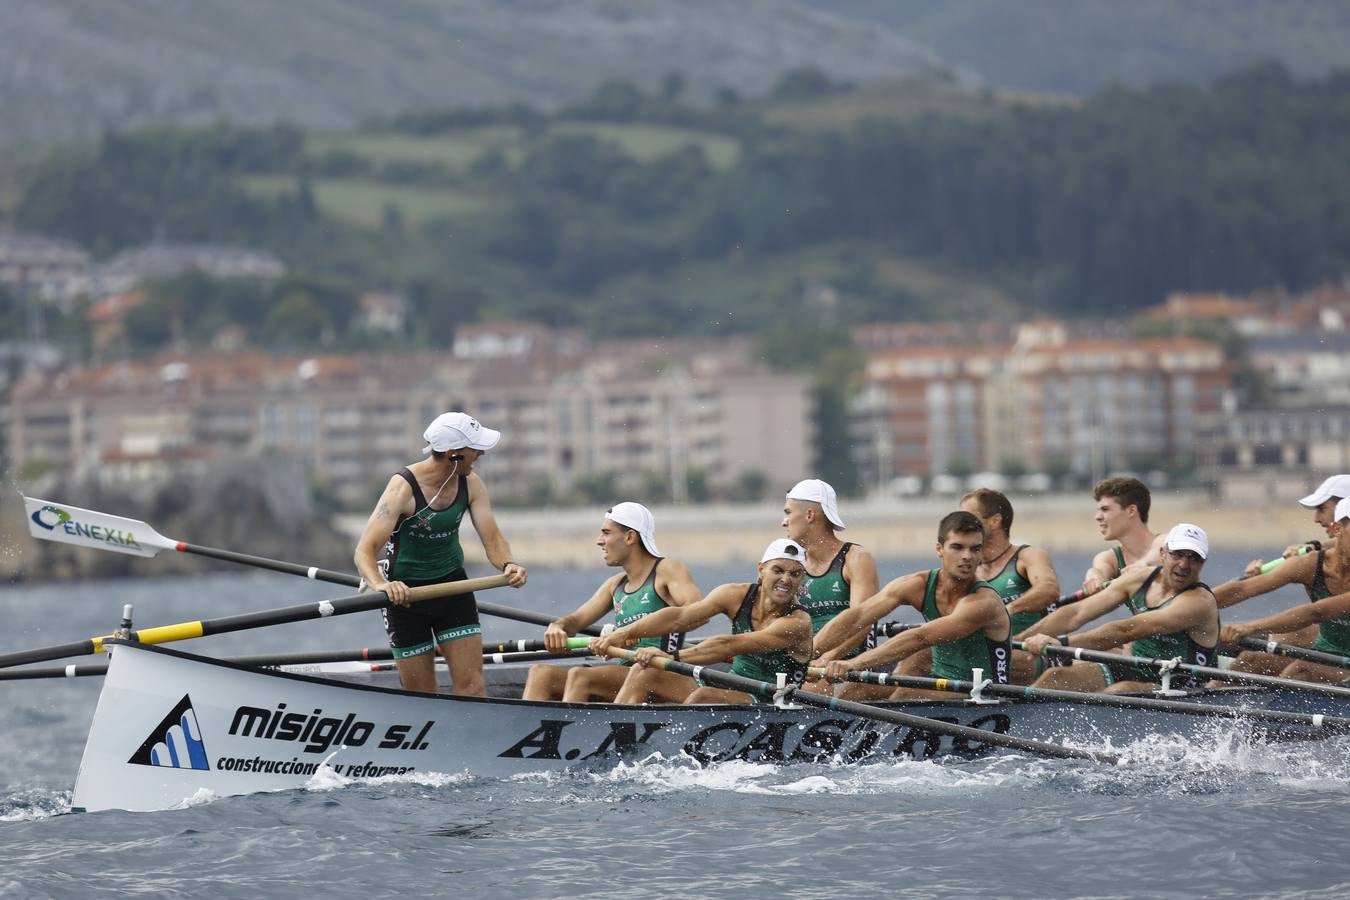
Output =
[{"x1": 381, "y1": 568, "x2": 481, "y2": 658}]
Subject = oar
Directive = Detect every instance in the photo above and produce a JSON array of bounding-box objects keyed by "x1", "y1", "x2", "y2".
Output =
[
  {"x1": 1237, "y1": 636, "x2": 1350, "y2": 670},
  {"x1": 1016, "y1": 641, "x2": 1350, "y2": 700},
  {"x1": 1051, "y1": 578, "x2": 1113, "y2": 610},
  {"x1": 813, "y1": 668, "x2": 1350, "y2": 732},
  {"x1": 0, "y1": 639, "x2": 597, "y2": 680},
  {"x1": 0, "y1": 575, "x2": 507, "y2": 670},
  {"x1": 21, "y1": 494, "x2": 599, "y2": 636},
  {"x1": 310, "y1": 648, "x2": 596, "y2": 676},
  {"x1": 601, "y1": 648, "x2": 1118, "y2": 763}
]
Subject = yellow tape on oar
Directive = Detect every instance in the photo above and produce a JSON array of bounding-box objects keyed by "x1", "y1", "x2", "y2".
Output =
[
  {"x1": 87, "y1": 621, "x2": 207, "y2": 655},
  {"x1": 134, "y1": 622, "x2": 207, "y2": 645}
]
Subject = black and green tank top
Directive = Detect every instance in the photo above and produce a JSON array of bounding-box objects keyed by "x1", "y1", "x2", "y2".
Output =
[
  {"x1": 1112, "y1": 545, "x2": 1126, "y2": 573},
  {"x1": 728, "y1": 583, "x2": 809, "y2": 686},
  {"x1": 920, "y1": 569, "x2": 1011, "y2": 683},
  {"x1": 1125, "y1": 567, "x2": 1218, "y2": 667},
  {"x1": 612, "y1": 560, "x2": 684, "y2": 654},
  {"x1": 983, "y1": 545, "x2": 1040, "y2": 633},
  {"x1": 382, "y1": 468, "x2": 468, "y2": 582},
  {"x1": 799, "y1": 543, "x2": 854, "y2": 631},
  {"x1": 1305, "y1": 551, "x2": 1350, "y2": 653}
]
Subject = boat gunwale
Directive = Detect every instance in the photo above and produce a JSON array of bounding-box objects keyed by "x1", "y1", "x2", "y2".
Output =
[{"x1": 98, "y1": 639, "x2": 1313, "y2": 716}]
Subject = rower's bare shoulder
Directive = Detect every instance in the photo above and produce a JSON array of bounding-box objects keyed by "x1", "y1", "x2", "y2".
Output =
[
  {"x1": 845, "y1": 543, "x2": 878, "y2": 570},
  {"x1": 656, "y1": 558, "x2": 700, "y2": 598},
  {"x1": 372, "y1": 474, "x2": 414, "y2": 515}
]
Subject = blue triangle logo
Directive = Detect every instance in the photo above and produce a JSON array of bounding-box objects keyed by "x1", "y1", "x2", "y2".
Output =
[{"x1": 128, "y1": 694, "x2": 210, "y2": 771}]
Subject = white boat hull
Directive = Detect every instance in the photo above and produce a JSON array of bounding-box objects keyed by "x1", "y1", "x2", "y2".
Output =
[{"x1": 72, "y1": 642, "x2": 1349, "y2": 813}]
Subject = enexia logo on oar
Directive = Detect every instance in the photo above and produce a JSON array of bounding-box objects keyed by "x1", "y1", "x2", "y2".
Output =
[{"x1": 23, "y1": 495, "x2": 159, "y2": 556}]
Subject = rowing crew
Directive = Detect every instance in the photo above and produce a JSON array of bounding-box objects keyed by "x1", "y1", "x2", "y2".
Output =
[
  {"x1": 359, "y1": 411, "x2": 1350, "y2": 702},
  {"x1": 526, "y1": 475, "x2": 1350, "y2": 705}
]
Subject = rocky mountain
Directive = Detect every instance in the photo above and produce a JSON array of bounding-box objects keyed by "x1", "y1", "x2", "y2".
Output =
[{"x1": 0, "y1": 0, "x2": 944, "y2": 146}]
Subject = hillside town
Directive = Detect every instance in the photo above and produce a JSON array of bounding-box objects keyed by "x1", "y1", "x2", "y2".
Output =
[{"x1": 5, "y1": 228, "x2": 1349, "y2": 512}]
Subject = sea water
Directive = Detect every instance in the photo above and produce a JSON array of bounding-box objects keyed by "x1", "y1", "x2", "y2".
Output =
[{"x1": 2, "y1": 550, "x2": 1347, "y2": 899}]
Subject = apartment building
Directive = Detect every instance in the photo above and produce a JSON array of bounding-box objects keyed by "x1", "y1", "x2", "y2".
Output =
[
  {"x1": 852, "y1": 321, "x2": 1232, "y2": 486},
  {"x1": 5, "y1": 332, "x2": 814, "y2": 507}
]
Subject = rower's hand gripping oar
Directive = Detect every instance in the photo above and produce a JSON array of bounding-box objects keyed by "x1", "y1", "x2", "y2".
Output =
[
  {"x1": 602, "y1": 648, "x2": 1118, "y2": 764},
  {"x1": 0, "y1": 574, "x2": 508, "y2": 670},
  {"x1": 21, "y1": 493, "x2": 598, "y2": 636}
]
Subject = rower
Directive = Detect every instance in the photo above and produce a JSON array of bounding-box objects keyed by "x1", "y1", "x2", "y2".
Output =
[
  {"x1": 1217, "y1": 497, "x2": 1350, "y2": 684},
  {"x1": 520, "y1": 502, "x2": 701, "y2": 702},
  {"x1": 1239, "y1": 473, "x2": 1350, "y2": 577},
  {"x1": 588, "y1": 539, "x2": 814, "y2": 705},
  {"x1": 818, "y1": 510, "x2": 1012, "y2": 700},
  {"x1": 952, "y1": 488, "x2": 1061, "y2": 684},
  {"x1": 780, "y1": 478, "x2": 880, "y2": 675},
  {"x1": 353, "y1": 411, "x2": 528, "y2": 696},
  {"x1": 1081, "y1": 477, "x2": 1164, "y2": 597},
  {"x1": 1022, "y1": 523, "x2": 1220, "y2": 694}
]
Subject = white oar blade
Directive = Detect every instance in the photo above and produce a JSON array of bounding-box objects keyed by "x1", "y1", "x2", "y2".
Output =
[{"x1": 22, "y1": 495, "x2": 173, "y2": 558}]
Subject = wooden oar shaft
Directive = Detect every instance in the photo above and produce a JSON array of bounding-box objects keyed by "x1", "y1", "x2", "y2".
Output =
[
  {"x1": 606, "y1": 648, "x2": 1117, "y2": 763},
  {"x1": 1237, "y1": 636, "x2": 1350, "y2": 669},
  {"x1": 1018, "y1": 641, "x2": 1350, "y2": 699},
  {"x1": 816, "y1": 668, "x2": 1350, "y2": 731},
  {"x1": 0, "y1": 576, "x2": 506, "y2": 670}
]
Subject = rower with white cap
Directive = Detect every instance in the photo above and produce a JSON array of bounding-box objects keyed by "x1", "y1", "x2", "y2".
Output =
[
  {"x1": 1215, "y1": 495, "x2": 1350, "y2": 683},
  {"x1": 1240, "y1": 473, "x2": 1350, "y2": 576},
  {"x1": 521, "y1": 502, "x2": 702, "y2": 702},
  {"x1": 780, "y1": 478, "x2": 879, "y2": 666},
  {"x1": 589, "y1": 538, "x2": 814, "y2": 705},
  {"x1": 354, "y1": 412, "x2": 528, "y2": 696},
  {"x1": 1023, "y1": 523, "x2": 1220, "y2": 694}
]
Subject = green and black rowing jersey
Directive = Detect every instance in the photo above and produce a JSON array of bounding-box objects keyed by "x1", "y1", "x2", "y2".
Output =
[
  {"x1": 920, "y1": 569, "x2": 1011, "y2": 683},
  {"x1": 983, "y1": 545, "x2": 1041, "y2": 634},
  {"x1": 1306, "y1": 551, "x2": 1350, "y2": 654},
  {"x1": 799, "y1": 542, "x2": 872, "y2": 658},
  {"x1": 1124, "y1": 567, "x2": 1218, "y2": 667},
  {"x1": 612, "y1": 560, "x2": 684, "y2": 655},
  {"x1": 728, "y1": 582, "x2": 809, "y2": 687},
  {"x1": 382, "y1": 468, "x2": 468, "y2": 582}
]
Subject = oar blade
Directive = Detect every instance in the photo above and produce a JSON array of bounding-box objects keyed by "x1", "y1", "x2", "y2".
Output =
[{"x1": 22, "y1": 495, "x2": 173, "y2": 558}]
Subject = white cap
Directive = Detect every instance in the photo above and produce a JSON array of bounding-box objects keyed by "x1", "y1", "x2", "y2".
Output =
[
  {"x1": 1335, "y1": 497, "x2": 1350, "y2": 523},
  {"x1": 759, "y1": 538, "x2": 807, "y2": 564},
  {"x1": 1164, "y1": 523, "x2": 1209, "y2": 560},
  {"x1": 1298, "y1": 474, "x2": 1350, "y2": 508},
  {"x1": 786, "y1": 478, "x2": 846, "y2": 530},
  {"x1": 604, "y1": 502, "x2": 661, "y2": 557},
  {"x1": 422, "y1": 412, "x2": 501, "y2": 455}
]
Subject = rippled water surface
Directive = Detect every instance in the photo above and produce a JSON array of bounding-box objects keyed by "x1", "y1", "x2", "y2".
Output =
[{"x1": 3, "y1": 550, "x2": 1348, "y2": 898}]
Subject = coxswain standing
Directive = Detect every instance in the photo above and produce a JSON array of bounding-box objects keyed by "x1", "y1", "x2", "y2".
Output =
[{"x1": 354, "y1": 412, "x2": 527, "y2": 696}]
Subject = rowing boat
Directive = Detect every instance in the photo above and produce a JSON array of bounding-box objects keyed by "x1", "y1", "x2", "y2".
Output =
[{"x1": 72, "y1": 641, "x2": 1350, "y2": 813}]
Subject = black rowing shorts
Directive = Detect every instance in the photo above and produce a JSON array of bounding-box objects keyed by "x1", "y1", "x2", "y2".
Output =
[{"x1": 381, "y1": 568, "x2": 481, "y2": 658}]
